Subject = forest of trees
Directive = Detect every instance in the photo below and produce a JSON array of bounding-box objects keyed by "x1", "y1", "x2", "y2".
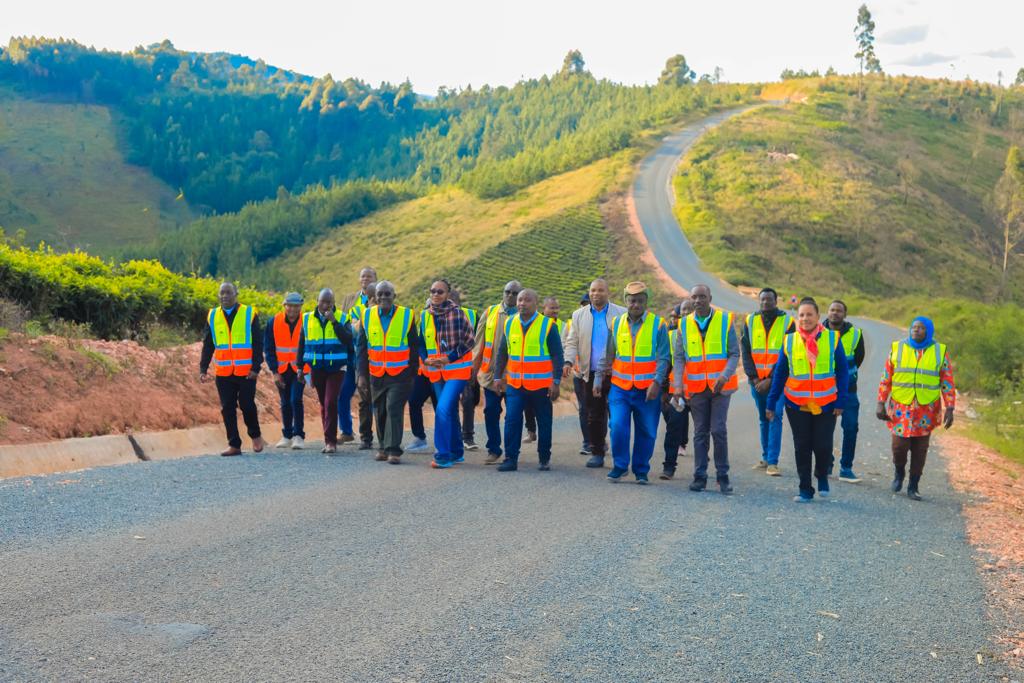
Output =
[{"x1": 0, "y1": 38, "x2": 754, "y2": 216}]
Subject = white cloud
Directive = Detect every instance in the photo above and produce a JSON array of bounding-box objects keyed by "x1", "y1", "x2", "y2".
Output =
[
  {"x1": 880, "y1": 25, "x2": 929, "y2": 45},
  {"x1": 974, "y1": 47, "x2": 1015, "y2": 59},
  {"x1": 894, "y1": 52, "x2": 960, "y2": 67}
]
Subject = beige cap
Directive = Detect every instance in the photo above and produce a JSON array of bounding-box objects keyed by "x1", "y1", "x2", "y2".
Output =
[{"x1": 623, "y1": 281, "x2": 648, "y2": 296}]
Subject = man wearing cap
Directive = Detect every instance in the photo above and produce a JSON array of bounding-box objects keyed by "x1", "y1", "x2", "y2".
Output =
[
  {"x1": 199, "y1": 282, "x2": 266, "y2": 456},
  {"x1": 264, "y1": 292, "x2": 307, "y2": 450},
  {"x1": 338, "y1": 267, "x2": 378, "y2": 448},
  {"x1": 673, "y1": 284, "x2": 741, "y2": 494},
  {"x1": 564, "y1": 279, "x2": 626, "y2": 468},
  {"x1": 355, "y1": 281, "x2": 420, "y2": 465},
  {"x1": 594, "y1": 281, "x2": 671, "y2": 484}
]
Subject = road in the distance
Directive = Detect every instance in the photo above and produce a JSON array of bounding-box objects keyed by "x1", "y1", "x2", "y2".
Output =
[{"x1": 0, "y1": 109, "x2": 1006, "y2": 682}]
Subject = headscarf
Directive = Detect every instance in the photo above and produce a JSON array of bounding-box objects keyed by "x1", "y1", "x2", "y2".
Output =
[
  {"x1": 907, "y1": 316, "x2": 934, "y2": 350},
  {"x1": 798, "y1": 322, "x2": 825, "y2": 366}
]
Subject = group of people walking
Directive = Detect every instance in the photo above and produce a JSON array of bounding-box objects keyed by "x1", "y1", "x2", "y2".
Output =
[{"x1": 199, "y1": 271, "x2": 957, "y2": 502}]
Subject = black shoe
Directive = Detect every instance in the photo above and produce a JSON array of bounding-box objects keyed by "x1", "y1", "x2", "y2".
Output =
[
  {"x1": 907, "y1": 476, "x2": 922, "y2": 500},
  {"x1": 585, "y1": 455, "x2": 605, "y2": 468},
  {"x1": 538, "y1": 461, "x2": 551, "y2": 471},
  {"x1": 358, "y1": 441, "x2": 374, "y2": 450},
  {"x1": 659, "y1": 468, "x2": 675, "y2": 481},
  {"x1": 496, "y1": 460, "x2": 518, "y2": 472},
  {"x1": 689, "y1": 477, "x2": 707, "y2": 492},
  {"x1": 891, "y1": 467, "x2": 905, "y2": 492},
  {"x1": 579, "y1": 445, "x2": 592, "y2": 455},
  {"x1": 718, "y1": 476, "x2": 733, "y2": 495}
]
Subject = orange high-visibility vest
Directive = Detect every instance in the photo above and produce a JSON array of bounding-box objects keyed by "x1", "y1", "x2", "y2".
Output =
[
  {"x1": 504, "y1": 314, "x2": 554, "y2": 390},
  {"x1": 610, "y1": 312, "x2": 662, "y2": 391},
  {"x1": 680, "y1": 310, "x2": 738, "y2": 397},
  {"x1": 272, "y1": 311, "x2": 302, "y2": 374},
  {"x1": 363, "y1": 305, "x2": 413, "y2": 377},
  {"x1": 208, "y1": 305, "x2": 254, "y2": 377},
  {"x1": 745, "y1": 312, "x2": 792, "y2": 379},
  {"x1": 782, "y1": 329, "x2": 840, "y2": 406},
  {"x1": 420, "y1": 309, "x2": 473, "y2": 382}
]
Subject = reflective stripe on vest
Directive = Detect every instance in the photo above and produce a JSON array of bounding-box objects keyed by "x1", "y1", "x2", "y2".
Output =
[
  {"x1": 890, "y1": 340, "x2": 946, "y2": 406},
  {"x1": 841, "y1": 326, "x2": 862, "y2": 381},
  {"x1": 302, "y1": 309, "x2": 348, "y2": 366},
  {"x1": 462, "y1": 307, "x2": 478, "y2": 330},
  {"x1": 746, "y1": 312, "x2": 791, "y2": 379},
  {"x1": 479, "y1": 305, "x2": 503, "y2": 373},
  {"x1": 504, "y1": 314, "x2": 553, "y2": 390},
  {"x1": 782, "y1": 330, "x2": 839, "y2": 406},
  {"x1": 364, "y1": 305, "x2": 412, "y2": 377},
  {"x1": 680, "y1": 310, "x2": 738, "y2": 397},
  {"x1": 208, "y1": 305, "x2": 253, "y2": 377},
  {"x1": 610, "y1": 312, "x2": 661, "y2": 390},
  {"x1": 420, "y1": 309, "x2": 473, "y2": 382},
  {"x1": 272, "y1": 311, "x2": 302, "y2": 374}
]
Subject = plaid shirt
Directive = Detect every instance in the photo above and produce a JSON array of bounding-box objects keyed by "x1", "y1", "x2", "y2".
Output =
[{"x1": 424, "y1": 300, "x2": 475, "y2": 361}]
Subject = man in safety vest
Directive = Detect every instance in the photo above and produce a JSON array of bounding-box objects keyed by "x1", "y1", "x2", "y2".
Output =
[
  {"x1": 297, "y1": 288, "x2": 353, "y2": 454},
  {"x1": 199, "y1": 282, "x2": 266, "y2": 456},
  {"x1": 450, "y1": 289, "x2": 481, "y2": 452},
  {"x1": 472, "y1": 280, "x2": 525, "y2": 464},
  {"x1": 264, "y1": 291, "x2": 306, "y2": 450},
  {"x1": 355, "y1": 281, "x2": 419, "y2": 465},
  {"x1": 594, "y1": 281, "x2": 672, "y2": 484},
  {"x1": 741, "y1": 287, "x2": 795, "y2": 476},
  {"x1": 672, "y1": 284, "x2": 741, "y2": 494},
  {"x1": 660, "y1": 299, "x2": 693, "y2": 480},
  {"x1": 338, "y1": 267, "x2": 378, "y2": 448},
  {"x1": 824, "y1": 299, "x2": 865, "y2": 482},
  {"x1": 491, "y1": 289, "x2": 564, "y2": 471}
]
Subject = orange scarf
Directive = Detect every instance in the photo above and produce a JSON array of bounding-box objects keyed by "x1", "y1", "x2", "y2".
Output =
[{"x1": 798, "y1": 323, "x2": 824, "y2": 367}]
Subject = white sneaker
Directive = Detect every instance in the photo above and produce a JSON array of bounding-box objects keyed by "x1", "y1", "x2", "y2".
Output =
[
  {"x1": 275, "y1": 437, "x2": 292, "y2": 449},
  {"x1": 291, "y1": 436, "x2": 305, "y2": 450},
  {"x1": 406, "y1": 437, "x2": 429, "y2": 452}
]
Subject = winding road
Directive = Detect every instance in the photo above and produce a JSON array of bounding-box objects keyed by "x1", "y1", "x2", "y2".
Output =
[{"x1": 0, "y1": 109, "x2": 1006, "y2": 682}]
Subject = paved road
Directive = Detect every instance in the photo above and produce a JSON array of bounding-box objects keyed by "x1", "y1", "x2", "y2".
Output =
[{"x1": 1, "y1": 111, "x2": 1006, "y2": 681}]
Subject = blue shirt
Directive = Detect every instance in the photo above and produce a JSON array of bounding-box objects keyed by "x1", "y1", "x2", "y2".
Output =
[{"x1": 591, "y1": 305, "x2": 609, "y2": 372}]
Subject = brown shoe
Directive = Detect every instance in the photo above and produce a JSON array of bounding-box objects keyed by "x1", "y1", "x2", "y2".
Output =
[
  {"x1": 374, "y1": 451, "x2": 388, "y2": 461},
  {"x1": 220, "y1": 447, "x2": 242, "y2": 457},
  {"x1": 252, "y1": 437, "x2": 266, "y2": 453},
  {"x1": 338, "y1": 433, "x2": 355, "y2": 444},
  {"x1": 766, "y1": 465, "x2": 781, "y2": 476},
  {"x1": 525, "y1": 431, "x2": 537, "y2": 443},
  {"x1": 484, "y1": 453, "x2": 502, "y2": 465},
  {"x1": 388, "y1": 455, "x2": 401, "y2": 465}
]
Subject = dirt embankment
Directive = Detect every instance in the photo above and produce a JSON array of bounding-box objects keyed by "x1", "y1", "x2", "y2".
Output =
[{"x1": 0, "y1": 334, "x2": 315, "y2": 444}]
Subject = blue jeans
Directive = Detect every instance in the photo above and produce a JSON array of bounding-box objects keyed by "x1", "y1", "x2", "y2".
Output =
[
  {"x1": 838, "y1": 391, "x2": 860, "y2": 470},
  {"x1": 277, "y1": 373, "x2": 305, "y2": 439},
  {"x1": 432, "y1": 378, "x2": 467, "y2": 463},
  {"x1": 750, "y1": 382, "x2": 785, "y2": 465},
  {"x1": 483, "y1": 387, "x2": 504, "y2": 456},
  {"x1": 504, "y1": 386, "x2": 553, "y2": 464},
  {"x1": 608, "y1": 385, "x2": 661, "y2": 475},
  {"x1": 337, "y1": 358, "x2": 356, "y2": 435}
]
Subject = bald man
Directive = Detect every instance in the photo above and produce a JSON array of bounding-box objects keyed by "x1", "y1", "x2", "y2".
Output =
[{"x1": 298, "y1": 288, "x2": 354, "y2": 453}]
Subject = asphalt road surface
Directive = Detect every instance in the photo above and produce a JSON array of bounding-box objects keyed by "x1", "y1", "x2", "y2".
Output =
[{"x1": 1, "y1": 110, "x2": 1007, "y2": 681}]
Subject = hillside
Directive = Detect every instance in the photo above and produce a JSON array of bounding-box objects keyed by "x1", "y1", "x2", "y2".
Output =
[
  {"x1": 0, "y1": 86, "x2": 194, "y2": 252},
  {"x1": 672, "y1": 76, "x2": 1024, "y2": 303}
]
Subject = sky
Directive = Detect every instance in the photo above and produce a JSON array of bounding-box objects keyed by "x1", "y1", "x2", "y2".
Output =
[{"x1": 3, "y1": 0, "x2": 1022, "y2": 92}]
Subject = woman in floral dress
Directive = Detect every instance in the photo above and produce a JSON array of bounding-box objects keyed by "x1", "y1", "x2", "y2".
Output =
[{"x1": 876, "y1": 316, "x2": 955, "y2": 501}]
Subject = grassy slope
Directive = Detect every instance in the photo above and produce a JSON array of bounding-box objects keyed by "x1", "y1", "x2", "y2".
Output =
[
  {"x1": 672, "y1": 77, "x2": 1024, "y2": 303},
  {"x1": 0, "y1": 87, "x2": 195, "y2": 253}
]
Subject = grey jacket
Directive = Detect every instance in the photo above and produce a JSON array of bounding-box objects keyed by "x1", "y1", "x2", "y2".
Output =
[
  {"x1": 562, "y1": 302, "x2": 627, "y2": 378},
  {"x1": 672, "y1": 310, "x2": 741, "y2": 396}
]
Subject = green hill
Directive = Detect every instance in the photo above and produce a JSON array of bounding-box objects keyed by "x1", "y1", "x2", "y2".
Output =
[
  {"x1": 672, "y1": 76, "x2": 1024, "y2": 303},
  {"x1": 0, "y1": 86, "x2": 195, "y2": 252}
]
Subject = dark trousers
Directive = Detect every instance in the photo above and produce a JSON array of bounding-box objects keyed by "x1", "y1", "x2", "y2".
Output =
[
  {"x1": 276, "y1": 372, "x2": 305, "y2": 439},
  {"x1": 584, "y1": 371, "x2": 609, "y2": 456},
  {"x1": 785, "y1": 406, "x2": 837, "y2": 496},
  {"x1": 573, "y1": 375, "x2": 591, "y2": 448},
  {"x1": 215, "y1": 376, "x2": 261, "y2": 448},
  {"x1": 504, "y1": 386, "x2": 553, "y2": 464},
  {"x1": 892, "y1": 433, "x2": 931, "y2": 478},
  {"x1": 408, "y1": 373, "x2": 437, "y2": 440},
  {"x1": 313, "y1": 369, "x2": 345, "y2": 446},
  {"x1": 461, "y1": 380, "x2": 481, "y2": 441},
  {"x1": 661, "y1": 401, "x2": 690, "y2": 470},
  {"x1": 372, "y1": 378, "x2": 413, "y2": 455},
  {"x1": 689, "y1": 390, "x2": 731, "y2": 479}
]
